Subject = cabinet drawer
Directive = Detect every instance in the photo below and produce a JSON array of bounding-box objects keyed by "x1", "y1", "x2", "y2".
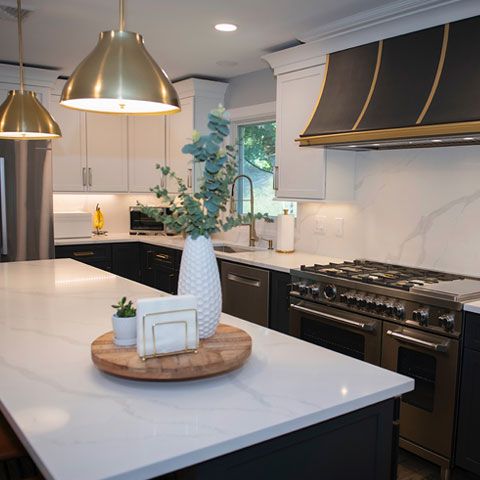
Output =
[
  {"x1": 55, "y1": 244, "x2": 112, "y2": 262},
  {"x1": 142, "y1": 245, "x2": 179, "y2": 271},
  {"x1": 465, "y1": 312, "x2": 480, "y2": 352}
]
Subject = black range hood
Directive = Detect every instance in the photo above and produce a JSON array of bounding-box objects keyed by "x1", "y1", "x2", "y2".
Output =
[{"x1": 298, "y1": 15, "x2": 480, "y2": 150}]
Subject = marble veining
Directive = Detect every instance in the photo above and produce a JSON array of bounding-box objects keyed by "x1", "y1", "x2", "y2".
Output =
[{"x1": 0, "y1": 259, "x2": 412, "y2": 480}]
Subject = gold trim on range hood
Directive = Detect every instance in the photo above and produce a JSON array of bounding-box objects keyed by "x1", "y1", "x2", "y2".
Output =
[{"x1": 297, "y1": 17, "x2": 480, "y2": 150}]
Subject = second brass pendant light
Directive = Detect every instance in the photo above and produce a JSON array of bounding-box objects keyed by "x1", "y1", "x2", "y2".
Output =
[{"x1": 60, "y1": 0, "x2": 180, "y2": 115}]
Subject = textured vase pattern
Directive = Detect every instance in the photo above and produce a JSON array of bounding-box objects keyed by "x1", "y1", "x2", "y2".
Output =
[{"x1": 178, "y1": 235, "x2": 222, "y2": 339}]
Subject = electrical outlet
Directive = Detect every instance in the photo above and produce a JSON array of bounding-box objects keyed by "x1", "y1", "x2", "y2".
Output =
[
  {"x1": 335, "y1": 217, "x2": 344, "y2": 237},
  {"x1": 314, "y1": 215, "x2": 327, "y2": 235}
]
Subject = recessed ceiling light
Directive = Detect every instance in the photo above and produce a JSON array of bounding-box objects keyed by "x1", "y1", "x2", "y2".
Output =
[{"x1": 215, "y1": 23, "x2": 237, "y2": 32}]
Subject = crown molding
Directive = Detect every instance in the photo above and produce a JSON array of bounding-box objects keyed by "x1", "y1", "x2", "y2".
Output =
[
  {"x1": 298, "y1": 0, "x2": 460, "y2": 43},
  {"x1": 173, "y1": 78, "x2": 228, "y2": 100},
  {"x1": 264, "y1": 0, "x2": 480, "y2": 75}
]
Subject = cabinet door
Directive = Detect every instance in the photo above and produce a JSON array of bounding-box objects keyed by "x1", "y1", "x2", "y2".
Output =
[
  {"x1": 269, "y1": 271, "x2": 291, "y2": 334},
  {"x1": 50, "y1": 94, "x2": 87, "y2": 192},
  {"x1": 112, "y1": 243, "x2": 140, "y2": 281},
  {"x1": 128, "y1": 116, "x2": 166, "y2": 192},
  {"x1": 166, "y1": 96, "x2": 194, "y2": 193},
  {"x1": 456, "y1": 347, "x2": 480, "y2": 474},
  {"x1": 86, "y1": 113, "x2": 128, "y2": 192},
  {"x1": 276, "y1": 66, "x2": 326, "y2": 200}
]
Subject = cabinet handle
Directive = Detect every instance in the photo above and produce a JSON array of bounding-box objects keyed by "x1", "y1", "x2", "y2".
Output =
[
  {"x1": 88, "y1": 168, "x2": 93, "y2": 187},
  {"x1": 73, "y1": 251, "x2": 95, "y2": 257},
  {"x1": 187, "y1": 168, "x2": 192, "y2": 189},
  {"x1": 82, "y1": 167, "x2": 87, "y2": 187},
  {"x1": 155, "y1": 253, "x2": 171, "y2": 261},
  {"x1": 227, "y1": 273, "x2": 261, "y2": 288},
  {"x1": 273, "y1": 166, "x2": 279, "y2": 191}
]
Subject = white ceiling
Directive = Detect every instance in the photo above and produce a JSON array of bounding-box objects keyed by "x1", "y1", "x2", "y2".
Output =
[{"x1": 0, "y1": 0, "x2": 398, "y2": 80}]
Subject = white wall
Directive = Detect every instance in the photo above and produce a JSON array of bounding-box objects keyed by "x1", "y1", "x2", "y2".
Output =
[
  {"x1": 295, "y1": 146, "x2": 480, "y2": 276},
  {"x1": 224, "y1": 68, "x2": 276, "y2": 109}
]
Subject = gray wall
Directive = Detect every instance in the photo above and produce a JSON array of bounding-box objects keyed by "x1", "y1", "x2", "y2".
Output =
[{"x1": 225, "y1": 68, "x2": 276, "y2": 109}]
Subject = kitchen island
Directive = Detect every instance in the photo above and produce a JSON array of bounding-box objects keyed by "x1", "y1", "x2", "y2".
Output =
[{"x1": 0, "y1": 259, "x2": 413, "y2": 480}]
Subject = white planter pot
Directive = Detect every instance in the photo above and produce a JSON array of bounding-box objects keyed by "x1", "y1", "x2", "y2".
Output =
[
  {"x1": 178, "y1": 235, "x2": 221, "y2": 339},
  {"x1": 112, "y1": 314, "x2": 137, "y2": 346}
]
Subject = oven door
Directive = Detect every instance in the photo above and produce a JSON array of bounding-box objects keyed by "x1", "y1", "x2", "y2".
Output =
[
  {"x1": 289, "y1": 299, "x2": 382, "y2": 365},
  {"x1": 381, "y1": 321, "x2": 459, "y2": 460}
]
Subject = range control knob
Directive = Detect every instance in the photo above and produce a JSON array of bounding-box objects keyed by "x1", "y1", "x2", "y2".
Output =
[
  {"x1": 323, "y1": 284, "x2": 337, "y2": 301},
  {"x1": 394, "y1": 304, "x2": 405, "y2": 319},
  {"x1": 413, "y1": 308, "x2": 429, "y2": 326},
  {"x1": 339, "y1": 293, "x2": 348, "y2": 303},
  {"x1": 375, "y1": 299, "x2": 386, "y2": 314},
  {"x1": 298, "y1": 283, "x2": 308, "y2": 295},
  {"x1": 385, "y1": 303, "x2": 395, "y2": 316},
  {"x1": 346, "y1": 291, "x2": 357, "y2": 306},
  {"x1": 439, "y1": 313, "x2": 455, "y2": 332},
  {"x1": 357, "y1": 296, "x2": 367, "y2": 308},
  {"x1": 366, "y1": 297, "x2": 376, "y2": 310},
  {"x1": 309, "y1": 285, "x2": 320, "y2": 297}
]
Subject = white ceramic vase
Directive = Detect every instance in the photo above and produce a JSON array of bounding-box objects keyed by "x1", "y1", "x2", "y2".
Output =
[
  {"x1": 178, "y1": 235, "x2": 221, "y2": 338},
  {"x1": 112, "y1": 314, "x2": 137, "y2": 346}
]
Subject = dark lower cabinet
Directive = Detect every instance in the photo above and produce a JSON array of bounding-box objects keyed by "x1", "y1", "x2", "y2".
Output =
[
  {"x1": 456, "y1": 312, "x2": 480, "y2": 475},
  {"x1": 140, "y1": 244, "x2": 181, "y2": 294},
  {"x1": 55, "y1": 243, "x2": 112, "y2": 272},
  {"x1": 156, "y1": 398, "x2": 397, "y2": 480},
  {"x1": 269, "y1": 271, "x2": 291, "y2": 334},
  {"x1": 111, "y1": 243, "x2": 141, "y2": 282}
]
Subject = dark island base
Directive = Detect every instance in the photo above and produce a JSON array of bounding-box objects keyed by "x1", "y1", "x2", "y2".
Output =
[{"x1": 156, "y1": 398, "x2": 399, "y2": 480}]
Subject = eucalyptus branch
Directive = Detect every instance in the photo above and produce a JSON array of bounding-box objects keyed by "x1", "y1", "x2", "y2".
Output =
[{"x1": 139, "y1": 106, "x2": 271, "y2": 239}]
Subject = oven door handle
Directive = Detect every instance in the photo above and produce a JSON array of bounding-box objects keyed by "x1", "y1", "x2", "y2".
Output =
[
  {"x1": 386, "y1": 330, "x2": 448, "y2": 353},
  {"x1": 290, "y1": 304, "x2": 375, "y2": 332}
]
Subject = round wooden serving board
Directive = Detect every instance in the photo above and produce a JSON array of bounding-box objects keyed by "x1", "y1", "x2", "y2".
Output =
[{"x1": 91, "y1": 323, "x2": 252, "y2": 381}]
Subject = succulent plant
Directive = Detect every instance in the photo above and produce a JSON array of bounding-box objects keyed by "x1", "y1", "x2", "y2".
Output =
[
  {"x1": 139, "y1": 106, "x2": 271, "y2": 239},
  {"x1": 111, "y1": 297, "x2": 136, "y2": 318}
]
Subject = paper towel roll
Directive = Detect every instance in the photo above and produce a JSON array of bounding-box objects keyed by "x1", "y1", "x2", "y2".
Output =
[
  {"x1": 136, "y1": 295, "x2": 198, "y2": 359},
  {"x1": 276, "y1": 209, "x2": 295, "y2": 253}
]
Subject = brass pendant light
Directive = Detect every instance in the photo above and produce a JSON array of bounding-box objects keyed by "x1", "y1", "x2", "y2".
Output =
[
  {"x1": 60, "y1": 0, "x2": 180, "y2": 115},
  {"x1": 0, "y1": 0, "x2": 61, "y2": 140}
]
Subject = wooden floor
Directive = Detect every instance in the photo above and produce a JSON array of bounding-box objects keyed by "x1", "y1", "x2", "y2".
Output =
[{"x1": 398, "y1": 449, "x2": 480, "y2": 480}]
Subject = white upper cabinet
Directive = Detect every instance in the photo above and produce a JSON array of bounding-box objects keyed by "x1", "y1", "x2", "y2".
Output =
[
  {"x1": 128, "y1": 116, "x2": 166, "y2": 193},
  {"x1": 264, "y1": 53, "x2": 355, "y2": 202},
  {"x1": 85, "y1": 113, "x2": 128, "y2": 192},
  {"x1": 275, "y1": 65, "x2": 327, "y2": 200},
  {"x1": 166, "y1": 96, "x2": 194, "y2": 193},
  {"x1": 50, "y1": 95, "x2": 86, "y2": 192}
]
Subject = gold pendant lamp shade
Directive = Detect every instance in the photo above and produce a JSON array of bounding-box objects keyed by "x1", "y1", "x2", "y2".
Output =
[
  {"x1": 60, "y1": 0, "x2": 180, "y2": 115},
  {"x1": 0, "y1": 0, "x2": 61, "y2": 139}
]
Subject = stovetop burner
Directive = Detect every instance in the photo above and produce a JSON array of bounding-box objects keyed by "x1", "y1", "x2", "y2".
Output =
[{"x1": 300, "y1": 260, "x2": 463, "y2": 291}]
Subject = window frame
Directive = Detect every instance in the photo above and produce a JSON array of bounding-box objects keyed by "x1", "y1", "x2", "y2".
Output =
[{"x1": 230, "y1": 116, "x2": 276, "y2": 215}]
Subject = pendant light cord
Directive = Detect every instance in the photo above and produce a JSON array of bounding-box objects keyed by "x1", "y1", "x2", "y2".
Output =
[
  {"x1": 119, "y1": 0, "x2": 125, "y2": 31},
  {"x1": 17, "y1": 0, "x2": 24, "y2": 92}
]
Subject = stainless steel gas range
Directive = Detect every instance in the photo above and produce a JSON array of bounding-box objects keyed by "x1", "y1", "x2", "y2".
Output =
[{"x1": 289, "y1": 260, "x2": 480, "y2": 480}]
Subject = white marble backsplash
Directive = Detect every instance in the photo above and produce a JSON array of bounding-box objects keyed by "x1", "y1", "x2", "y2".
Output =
[
  {"x1": 55, "y1": 145, "x2": 480, "y2": 276},
  {"x1": 294, "y1": 146, "x2": 480, "y2": 276}
]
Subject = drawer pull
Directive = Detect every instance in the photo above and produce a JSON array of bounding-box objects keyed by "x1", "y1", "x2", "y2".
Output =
[
  {"x1": 73, "y1": 251, "x2": 95, "y2": 257},
  {"x1": 227, "y1": 273, "x2": 261, "y2": 288},
  {"x1": 155, "y1": 253, "x2": 171, "y2": 261}
]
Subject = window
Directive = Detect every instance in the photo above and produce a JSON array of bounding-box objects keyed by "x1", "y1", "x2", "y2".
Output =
[{"x1": 234, "y1": 120, "x2": 296, "y2": 218}]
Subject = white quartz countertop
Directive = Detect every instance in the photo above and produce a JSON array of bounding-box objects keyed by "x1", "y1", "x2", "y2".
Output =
[
  {"x1": 54, "y1": 233, "x2": 347, "y2": 273},
  {"x1": 463, "y1": 300, "x2": 480, "y2": 314},
  {"x1": 0, "y1": 259, "x2": 413, "y2": 480}
]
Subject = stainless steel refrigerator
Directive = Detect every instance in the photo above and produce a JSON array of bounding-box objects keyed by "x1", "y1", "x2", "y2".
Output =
[{"x1": 0, "y1": 140, "x2": 54, "y2": 262}]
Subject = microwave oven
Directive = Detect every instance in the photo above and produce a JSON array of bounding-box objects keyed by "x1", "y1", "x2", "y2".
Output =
[{"x1": 129, "y1": 206, "x2": 172, "y2": 234}]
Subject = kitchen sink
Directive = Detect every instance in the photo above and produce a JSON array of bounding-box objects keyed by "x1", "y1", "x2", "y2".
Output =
[{"x1": 213, "y1": 245, "x2": 253, "y2": 254}]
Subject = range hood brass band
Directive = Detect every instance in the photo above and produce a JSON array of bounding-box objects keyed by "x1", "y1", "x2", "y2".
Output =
[
  {"x1": 416, "y1": 24, "x2": 450, "y2": 125},
  {"x1": 297, "y1": 120, "x2": 480, "y2": 146},
  {"x1": 352, "y1": 40, "x2": 383, "y2": 130}
]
